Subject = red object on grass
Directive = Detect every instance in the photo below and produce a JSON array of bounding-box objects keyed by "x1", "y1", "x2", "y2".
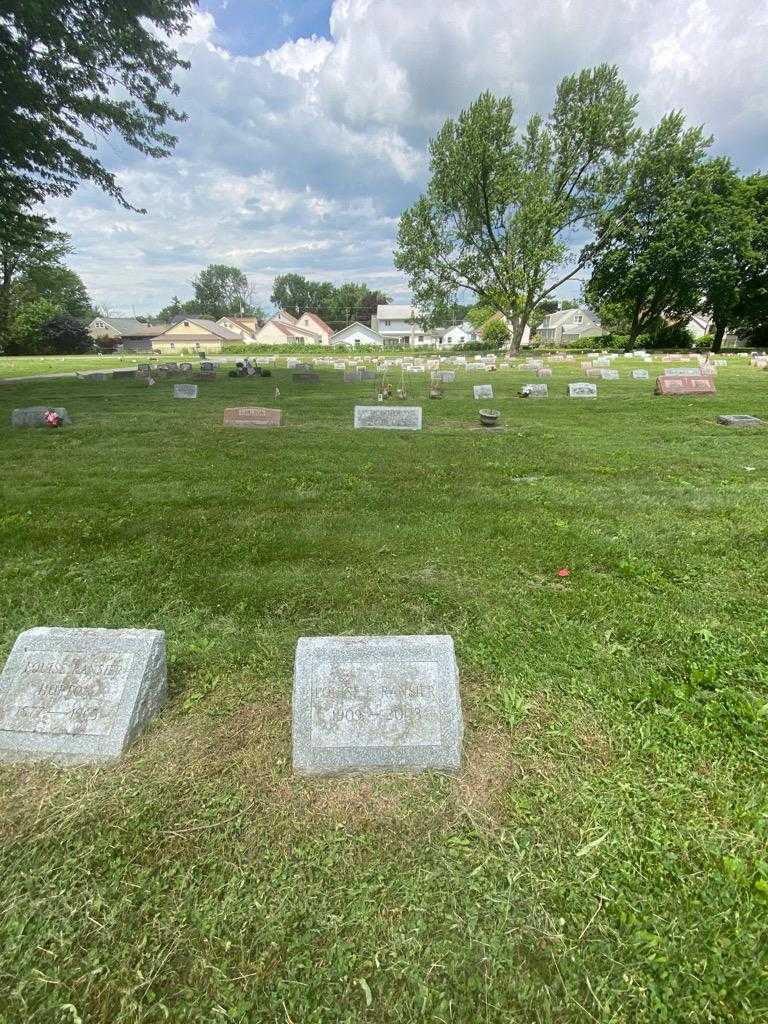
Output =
[
  {"x1": 43, "y1": 410, "x2": 62, "y2": 428},
  {"x1": 557, "y1": 568, "x2": 571, "y2": 577}
]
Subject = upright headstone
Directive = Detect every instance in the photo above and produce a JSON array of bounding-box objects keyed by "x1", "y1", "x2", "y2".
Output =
[
  {"x1": 223, "y1": 407, "x2": 282, "y2": 428},
  {"x1": 11, "y1": 406, "x2": 71, "y2": 428},
  {"x1": 173, "y1": 383, "x2": 198, "y2": 399},
  {"x1": 600, "y1": 369, "x2": 620, "y2": 380},
  {"x1": 354, "y1": 406, "x2": 422, "y2": 430},
  {"x1": 655, "y1": 376, "x2": 716, "y2": 396},
  {"x1": 199, "y1": 361, "x2": 216, "y2": 380},
  {"x1": 568, "y1": 382, "x2": 598, "y2": 399},
  {"x1": 473, "y1": 384, "x2": 493, "y2": 400},
  {"x1": 0, "y1": 627, "x2": 166, "y2": 763},
  {"x1": 519, "y1": 383, "x2": 548, "y2": 398},
  {"x1": 292, "y1": 635, "x2": 463, "y2": 775}
]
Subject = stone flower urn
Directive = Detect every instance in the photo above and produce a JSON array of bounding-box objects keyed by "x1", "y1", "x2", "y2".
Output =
[{"x1": 479, "y1": 408, "x2": 500, "y2": 427}]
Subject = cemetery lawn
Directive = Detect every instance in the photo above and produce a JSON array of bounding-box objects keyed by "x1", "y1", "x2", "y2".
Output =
[{"x1": 1, "y1": 359, "x2": 767, "y2": 1024}]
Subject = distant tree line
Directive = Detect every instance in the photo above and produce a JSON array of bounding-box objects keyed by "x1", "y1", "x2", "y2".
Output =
[{"x1": 395, "y1": 65, "x2": 768, "y2": 352}]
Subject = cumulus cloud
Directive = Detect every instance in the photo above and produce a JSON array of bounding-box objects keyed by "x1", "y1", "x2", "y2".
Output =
[{"x1": 48, "y1": 0, "x2": 768, "y2": 313}]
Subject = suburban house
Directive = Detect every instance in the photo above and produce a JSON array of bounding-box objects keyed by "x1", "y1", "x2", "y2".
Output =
[
  {"x1": 371, "y1": 305, "x2": 432, "y2": 347},
  {"x1": 535, "y1": 306, "x2": 604, "y2": 344},
  {"x1": 87, "y1": 317, "x2": 168, "y2": 352},
  {"x1": 150, "y1": 318, "x2": 240, "y2": 353},
  {"x1": 479, "y1": 312, "x2": 531, "y2": 348},
  {"x1": 217, "y1": 316, "x2": 261, "y2": 341},
  {"x1": 254, "y1": 316, "x2": 322, "y2": 346},
  {"x1": 330, "y1": 322, "x2": 385, "y2": 348},
  {"x1": 296, "y1": 311, "x2": 333, "y2": 345},
  {"x1": 442, "y1": 323, "x2": 479, "y2": 346}
]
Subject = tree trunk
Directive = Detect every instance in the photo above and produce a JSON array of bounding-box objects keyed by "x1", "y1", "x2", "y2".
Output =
[
  {"x1": 628, "y1": 298, "x2": 643, "y2": 347},
  {"x1": 508, "y1": 316, "x2": 527, "y2": 354},
  {"x1": 712, "y1": 320, "x2": 726, "y2": 352}
]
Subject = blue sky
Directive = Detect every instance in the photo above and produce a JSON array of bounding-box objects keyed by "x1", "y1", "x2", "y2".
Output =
[
  {"x1": 204, "y1": 0, "x2": 332, "y2": 54},
  {"x1": 49, "y1": 0, "x2": 768, "y2": 317}
]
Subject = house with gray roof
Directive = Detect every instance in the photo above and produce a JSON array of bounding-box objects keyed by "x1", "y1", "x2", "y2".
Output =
[
  {"x1": 87, "y1": 317, "x2": 168, "y2": 352},
  {"x1": 535, "y1": 306, "x2": 605, "y2": 344}
]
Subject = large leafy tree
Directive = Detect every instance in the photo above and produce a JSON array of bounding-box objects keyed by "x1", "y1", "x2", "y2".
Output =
[
  {"x1": 0, "y1": 208, "x2": 69, "y2": 342},
  {"x1": 191, "y1": 264, "x2": 261, "y2": 320},
  {"x1": 394, "y1": 65, "x2": 639, "y2": 351},
  {"x1": 0, "y1": 0, "x2": 196, "y2": 211},
  {"x1": 270, "y1": 273, "x2": 391, "y2": 326},
  {"x1": 694, "y1": 166, "x2": 768, "y2": 350},
  {"x1": 585, "y1": 113, "x2": 712, "y2": 346},
  {"x1": 16, "y1": 262, "x2": 92, "y2": 319},
  {"x1": 39, "y1": 314, "x2": 93, "y2": 354}
]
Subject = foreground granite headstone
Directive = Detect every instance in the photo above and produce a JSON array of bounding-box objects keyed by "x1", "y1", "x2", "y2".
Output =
[
  {"x1": 0, "y1": 627, "x2": 166, "y2": 763},
  {"x1": 173, "y1": 383, "x2": 198, "y2": 399},
  {"x1": 519, "y1": 383, "x2": 548, "y2": 398},
  {"x1": 354, "y1": 406, "x2": 422, "y2": 430},
  {"x1": 568, "y1": 382, "x2": 598, "y2": 398},
  {"x1": 292, "y1": 635, "x2": 462, "y2": 775},
  {"x1": 473, "y1": 384, "x2": 493, "y2": 400},
  {"x1": 717, "y1": 414, "x2": 766, "y2": 428},
  {"x1": 655, "y1": 376, "x2": 716, "y2": 396},
  {"x1": 11, "y1": 406, "x2": 71, "y2": 428},
  {"x1": 223, "y1": 407, "x2": 282, "y2": 428}
]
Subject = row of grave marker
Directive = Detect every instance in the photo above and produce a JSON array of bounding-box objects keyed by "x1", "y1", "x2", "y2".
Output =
[{"x1": 0, "y1": 627, "x2": 463, "y2": 775}]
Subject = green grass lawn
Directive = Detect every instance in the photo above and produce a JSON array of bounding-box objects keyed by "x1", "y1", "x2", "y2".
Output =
[{"x1": 1, "y1": 358, "x2": 767, "y2": 1023}]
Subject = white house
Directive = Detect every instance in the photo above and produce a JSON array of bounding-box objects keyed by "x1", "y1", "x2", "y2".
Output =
[
  {"x1": 442, "y1": 322, "x2": 478, "y2": 346},
  {"x1": 295, "y1": 311, "x2": 333, "y2": 345},
  {"x1": 330, "y1": 322, "x2": 385, "y2": 348},
  {"x1": 536, "y1": 306, "x2": 604, "y2": 344},
  {"x1": 371, "y1": 304, "x2": 429, "y2": 346},
  {"x1": 217, "y1": 316, "x2": 260, "y2": 341},
  {"x1": 254, "y1": 316, "x2": 322, "y2": 345}
]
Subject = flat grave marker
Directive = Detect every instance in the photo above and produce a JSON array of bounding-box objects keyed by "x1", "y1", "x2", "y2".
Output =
[
  {"x1": 173, "y1": 383, "x2": 198, "y2": 399},
  {"x1": 354, "y1": 406, "x2": 422, "y2": 430},
  {"x1": 717, "y1": 414, "x2": 766, "y2": 428},
  {"x1": 473, "y1": 384, "x2": 493, "y2": 400},
  {"x1": 292, "y1": 634, "x2": 463, "y2": 775},
  {"x1": 600, "y1": 369, "x2": 620, "y2": 380},
  {"x1": 223, "y1": 407, "x2": 282, "y2": 428},
  {"x1": 631, "y1": 369, "x2": 650, "y2": 380},
  {"x1": 0, "y1": 627, "x2": 166, "y2": 764}
]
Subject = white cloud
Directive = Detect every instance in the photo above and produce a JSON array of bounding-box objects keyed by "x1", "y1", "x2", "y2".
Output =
[{"x1": 50, "y1": 0, "x2": 768, "y2": 314}]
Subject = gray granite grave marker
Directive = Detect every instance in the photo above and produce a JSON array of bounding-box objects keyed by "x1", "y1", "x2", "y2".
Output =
[
  {"x1": 354, "y1": 406, "x2": 422, "y2": 430},
  {"x1": 292, "y1": 634, "x2": 462, "y2": 775},
  {"x1": 11, "y1": 406, "x2": 71, "y2": 428},
  {"x1": 631, "y1": 369, "x2": 649, "y2": 379},
  {"x1": 568, "y1": 382, "x2": 598, "y2": 398},
  {"x1": 0, "y1": 627, "x2": 166, "y2": 763},
  {"x1": 473, "y1": 384, "x2": 493, "y2": 400},
  {"x1": 717, "y1": 414, "x2": 766, "y2": 428},
  {"x1": 173, "y1": 383, "x2": 198, "y2": 399},
  {"x1": 519, "y1": 383, "x2": 548, "y2": 398}
]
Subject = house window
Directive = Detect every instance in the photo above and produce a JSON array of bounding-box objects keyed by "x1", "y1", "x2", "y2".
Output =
[
  {"x1": 574, "y1": 315, "x2": 583, "y2": 324},
  {"x1": 170, "y1": 342, "x2": 175, "y2": 350},
  {"x1": 384, "y1": 320, "x2": 391, "y2": 326}
]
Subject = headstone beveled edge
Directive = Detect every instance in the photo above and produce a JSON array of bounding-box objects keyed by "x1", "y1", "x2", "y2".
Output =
[
  {"x1": 292, "y1": 634, "x2": 463, "y2": 776},
  {"x1": 0, "y1": 626, "x2": 166, "y2": 764}
]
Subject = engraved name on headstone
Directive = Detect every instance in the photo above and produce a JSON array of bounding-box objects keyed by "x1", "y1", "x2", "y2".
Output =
[
  {"x1": 519, "y1": 383, "x2": 548, "y2": 398},
  {"x1": 655, "y1": 376, "x2": 716, "y2": 396},
  {"x1": 353, "y1": 406, "x2": 422, "y2": 430},
  {"x1": 292, "y1": 635, "x2": 462, "y2": 775},
  {"x1": 0, "y1": 627, "x2": 166, "y2": 763},
  {"x1": 223, "y1": 407, "x2": 282, "y2": 428},
  {"x1": 568, "y1": 382, "x2": 598, "y2": 398},
  {"x1": 473, "y1": 384, "x2": 493, "y2": 400}
]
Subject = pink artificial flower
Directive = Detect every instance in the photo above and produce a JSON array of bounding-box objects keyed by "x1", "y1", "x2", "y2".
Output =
[
  {"x1": 44, "y1": 410, "x2": 62, "y2": 428},
  {"x1": 557, "y1": 568, "x2": 571, "y2": 578}
]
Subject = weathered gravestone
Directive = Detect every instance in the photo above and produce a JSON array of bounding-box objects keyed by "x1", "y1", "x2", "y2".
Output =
[
  {"x1": 631, "y1": 369, "x2": 650, "y2": 380},
  {"x1": 223, "y1": 407, "x2": 282, "y2": 428},
  {"x1": 0, "y1": 627, "x2": 166, "y2": 763},
  {"x1": 717, "y1": 414, "x2": 766, "y2": 428},
  {"x1": 354, "y1": 406, "x2": 422, "y2": 430},
  {"x1": 439, "y1": 371, "x2": 456, "y2": 383},
  {"x1": 664, "y1": 366, "x2": 702, "y2": 377},
  {"x1": 568, "y1": 382, "x2": 598, "y2": 399},
  {"x1": 173, "y1": 383, "x2": 198, "y2": 399},
  {"x1": 536, "y1": 368, "x2": 552, "y2": 378},
  {"x1": 11, "y1": 406, "x2": 71, "y2": 428},
  {"x1": 292, "y1": 372, "x2": 320, "y2": 384},
  {"x1": 655, "y1": 376, "x2": 716, "y2": 396},
  {"x1": 519, "y1": 383, "x2": 548, "y2": 398},
  {"x1": 199, "y1": 361, "x2": 216, "y2": 380},
  {"x1": 585, "y1": 367, "x2": 602, "y2": 377},
  {"x1": 473, "y1": 384, "x2": 493, "y2": 400},
  {"x1": 292, "y1": 634, "x2": 463, "y2": 775},
  {"x1": 600, "y1": 369, "x2": 620, "y2": 380},
  {"x1": 179, "y1": 362, "x2": 193, "y2": 374}
]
